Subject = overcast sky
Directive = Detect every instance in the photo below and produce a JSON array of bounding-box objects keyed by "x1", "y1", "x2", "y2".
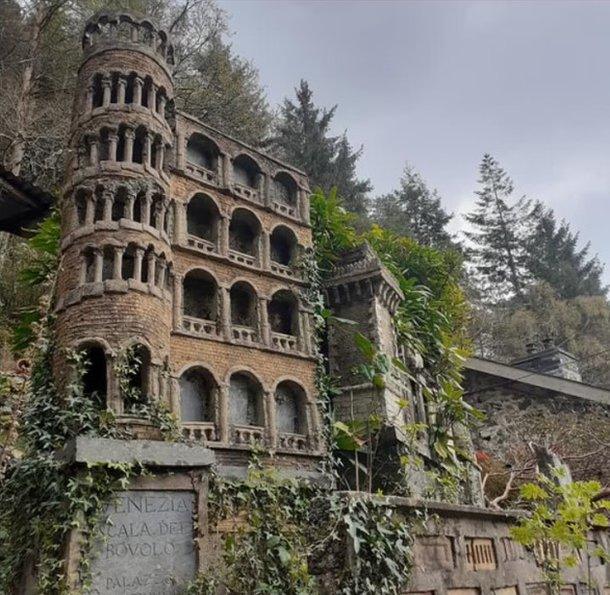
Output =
[{"x1": 218, "y1": 0, "x2": 610, "y2": 282}]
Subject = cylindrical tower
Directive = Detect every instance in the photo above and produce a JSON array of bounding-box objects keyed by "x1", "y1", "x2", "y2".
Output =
[{"x1": 54, "y1": 12, "x2": 175, "y2": 417}]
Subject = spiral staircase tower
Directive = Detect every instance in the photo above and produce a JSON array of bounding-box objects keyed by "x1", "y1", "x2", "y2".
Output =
[{"x1": 54, "y1": 12, "x2": 176, "y2": 417}]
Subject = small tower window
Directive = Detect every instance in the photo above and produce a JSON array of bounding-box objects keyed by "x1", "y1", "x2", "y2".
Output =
[
  {"x1": 274, "y1": 172, "x2": 298, "y2": 206},
  {"x1": 268, "y1": 290, "x2": 298, "y2": 335},
  {"x1": 229, "y1": 372, "x2": 263, "y2": 427},
  {"x1": 230, "y1": 282, "x2": 257, "y2": 328},
  {"x1": 275, "y1": 381, "x2": 306, "y2": 435},
  {"x1": 270, "y1": 226, "x2": 297, "y2": 266},
  {"x1": 229, "y1": 208, "x2": 260, "y2": 256},
  {"x1": 183, "y1": 270, "x2": 218, "y2": 321},
  {"x1": 186, "y1": 133, "x2": 219, "y2": 171},
  {"x1": 179, "y1": 367, "x2": 216, "y2": 423}
]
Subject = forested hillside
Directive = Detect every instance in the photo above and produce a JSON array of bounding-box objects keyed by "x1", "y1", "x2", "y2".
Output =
[{"x1": 1, "y1": 0, "x2": 608, "y2": 388}]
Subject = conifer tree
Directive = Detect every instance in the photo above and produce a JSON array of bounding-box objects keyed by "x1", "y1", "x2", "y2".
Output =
[
  {"x1": 373, "y1": 163, "x2": 455, "y2": 248},
  {"x1": 465, "y1": 154, "x2": 531, "y2": 301},
  {"x1": 526, "y1": 203, "x2": 606, "y2": 299},
  {"x1": 272, "y1": 80, "x2": 371, "y2": 214}
]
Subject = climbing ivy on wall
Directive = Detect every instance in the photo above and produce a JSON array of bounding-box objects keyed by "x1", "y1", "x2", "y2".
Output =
[{"x1": 311, "y1": 188, "x2": 477, "y2": 484}]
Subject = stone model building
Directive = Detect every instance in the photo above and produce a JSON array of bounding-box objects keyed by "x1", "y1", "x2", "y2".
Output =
[
  {"x1": 15, "y1": 11, "x2": 608, "y2": 594},
  {"x1": 53, "y1": 11, "x2": 322, "y2": 472}
]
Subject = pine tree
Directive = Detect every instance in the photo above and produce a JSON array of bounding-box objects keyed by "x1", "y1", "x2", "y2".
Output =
[
  {"x1": 526, "y1": 203, "x2": 606, "y2": 299},
  {"x1": 465, "y1": 154, "x2": 531, "y2": 301},
  {"x1": 372, "y1": 163, "x2": 455, "y2": 248},
  {"x1": 272, "y1": 80, "x2": 371, "y2": 215}
]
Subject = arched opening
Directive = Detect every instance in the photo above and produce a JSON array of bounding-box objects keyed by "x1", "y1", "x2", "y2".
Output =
[
  {"x1": 179, "y1": 367, "x2": 216, "y2": 423},
  {"x1": 183, "y1": 270, "x2": 218, "y2": 321},
  {"x1": 229, "y1": 372, "x2": 263, "y2": 427},
  {"x1": 141, "y1": 247, "x2": 154, "y2": 283},
  {"x1": 83, "y1": 247, "x2": 96, "y2": 283},
  {"x1": 122, "y1": 243, "x2": 136, "y2": 280},
  {"x1": 141, "y1": 76, "x2": 153, "y2": 108},
  {"x1": 186, "y1": 133, "x2": 219, "y2": 172},
  {"x1": 230, "y1": 281, "x2": 257, "y2": 328},
  {"x1": 187, "y1": 194, "x2": 220, "y2": 243},
  {"x1": 101, "y1": 246, "x2": 114, "y2": 281},
  {"x1": 91, "y1": 73, "x2": 104, "y2": 108},
  {"x1": 99, "y1": 128, "x2": 110, "y2": 161},
  {"x1": 132, "y1": 126, "x2": 146, "y2": 164},
  {"x1": 275, "y1": 381, "x2": 307, "y2": 435},
  {"x1": 125, "y1": 72, "x2": 136, "y2": 104},
  {"x1": 81, "y1": 343, "x2": 107, "y2": 409},
  {"x1": 232, "y1": 154, "x2": 260, "y2": 188},
  {"x1": 93, "y1": 187, "x2": 105, "y2": 222},
  {"x1": 270, "y1": 226, "x2": 297, "y2": 266},
  {"x1": 274, "y1": 172, "x2": 298, "y2": 206},
  {"x1": 122, "y1": 343, "x2": 150, "y2": 411},
  {"x1": 268, "y1": 290, "x2": 298, "y2": 335},
  {"x1": 150, "y1": 195, "x2": 164, "y2": 229},
  {"x1": 75, "y1": 189, "x2": 88, "y2": 225},
  {"x1": 229, "y1": 208, "x2": 260, "y2": 256},
  {"x1": 111, "y1": 187, "x2": 128, "y2": 221},
  {"x1": 116, "y1": 125, "x2": 126, "y2": 162}
]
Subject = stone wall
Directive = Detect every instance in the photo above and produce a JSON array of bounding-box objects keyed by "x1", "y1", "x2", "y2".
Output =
[{"x1": 464, "y1": 369, "x2": 610, "y2": 485}]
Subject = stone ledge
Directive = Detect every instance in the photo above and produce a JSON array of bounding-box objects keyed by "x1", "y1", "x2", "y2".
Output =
[{"x1": 59, "y1": 436, "x2": 215, "y2": 467}]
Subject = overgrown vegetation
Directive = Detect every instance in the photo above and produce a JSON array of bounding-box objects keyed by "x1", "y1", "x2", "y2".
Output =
[{"x1": 510, "y1": 473, "x2": 609, "y2": 590}]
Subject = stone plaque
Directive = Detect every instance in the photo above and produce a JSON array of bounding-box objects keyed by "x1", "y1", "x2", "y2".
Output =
[{"x1": 90, "y1": 490, "x2": 197, "y2": 594}]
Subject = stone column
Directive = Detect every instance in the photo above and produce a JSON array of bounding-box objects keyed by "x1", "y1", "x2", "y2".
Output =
[
  {"x1": 102, "y1": 190, "x2": 114, "y2": 221},
  {"x1": 133, "y1": 247, "x2": 144, "y2": 282},
  {"x1": 156, "y1": 204, "x2": 166, "y2": 232},
  {"x1": 158, "y1": 259, "x2": 167, "y2": 288},
  {"x1": 218, "y1": 384, "x2": 230, "y2": 443},
  {"x1": 174, "y1": 201, "x2": 187, "y2": 244},
  {"x1": 107, "y1": 129, "x2": 118, "y2": 162},
  {"x1": 261, "y1": 232, "x2": 271, "y2": 270},
  {"x1": 147, "y1": 83, "x2": 156, "y2": 112},
  {"x1": 157, "y1": 94, "x2": 166, "y2": 116},
  {"x1": 124, "y1": 127, "x2": 134, "y2": 162},
  {"x1": 302, "y1": 311, "x2": 313, "y2": 355},
  {"x1": 146, "y1": 252, "x2": 156, "y2": 286},
  {"x1": 142, "y1": 190, "x2": 152, "y2": 226},
  {"x1": 89, "y1": 137, "x2": 99, "y2": 166},
  {"x1": 258, "y1": 296, "x2": 270, "y2": 346},
  {"x1": 130, "y1": 24, "x2": 139, "y2": 42},
  {"x1": 101, "y1": 76, "x2": 112, "y2": 107},
  {"x1": 173, "y1": 273, "x2": 183, "y2": 329},
  {"x1": 125, "y1": 190, "x2": 136, "y2": 220},
  {"x1": 93, "y1": 248, "x2": 103, "y2": 283},
  {"x1": 219, "y1": 215, "x2": 230, "y2": 256},
  {"x1": 296, "y1": 308, "x2": 306, "y2": 352},
  {"x1": 264, "y1": 175, "x2": 273, "y2": 208},
  {"x1": 219, "y1": 286, "x2": 231, "y2": 341},
  {"x1": 299, "y1": 188, "x2": 311, "y2": 224},
  {"x1": 85, "y1": 192, "x2": 95, "y2": 225},
  {"x1": 264, "y1": 389, "x2": 277, "y2": 448},
  {"x1": 176, "y1": 131, "x2": 186, "y2": 170},
  {"x1": 154, "y1": 139, "x2": 164, "y2": 170},
  {"x1": 117, "y1": 76, "x2": 127, "y2": 104},
  {"x1": 85, "y1": 84, "x2": 94, "y2": 112},
  {"x1": 222, "y1": 153, "x2": 231, "y2": 187},
  {"x1": 113, "y1": 246, "x2": 123, "y2": 280},
  {"x1": 133, "y1": 76, "x2": 143, "y2": 105},
  {"x1": 143, "y1": 132, "x2": 152, "y2": 167}
]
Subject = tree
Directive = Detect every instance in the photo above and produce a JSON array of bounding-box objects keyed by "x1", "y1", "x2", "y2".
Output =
[
  {"x1": 176, "y1": 36, "x2": 272, "y2": 145},
  {"x1": 526, "y1": 202, "x2": 606, "y2": 299},
  {"x1": 273, "y1": 80, "x2": 372, "y2": 215},
  {"x1": 373, "y1": 163, "x2": 455, "y2": 248},
  {"x1": 471, "y1": 282, "x2": 610, "y2": 388},
  {"x1": 465, "y1": 154, "x2": 533, "y2": 301}
]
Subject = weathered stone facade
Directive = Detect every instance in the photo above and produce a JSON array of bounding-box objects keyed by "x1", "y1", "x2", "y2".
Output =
[
  {"x1": 54, "y1": 11, "x2": 321, "y2": 471},
  {"x1": 464, "y1": 356, "x2": 610, "y2": 486},
  {"x1": 37, "y1": 12, "x2": 609, "y2": 594}
]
